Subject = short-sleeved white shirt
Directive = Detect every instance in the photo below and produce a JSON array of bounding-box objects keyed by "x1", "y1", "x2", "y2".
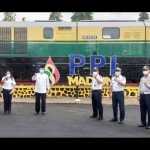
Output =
[
  {"x1": 91, "y1": 75, "x2": 103, "y2": 90},
  {"x1": 2, "y1": 77, "x2": 16, "y2": 89},
  {"x1": 110, "y1": 75, "x2": 126, "y2": 91}
]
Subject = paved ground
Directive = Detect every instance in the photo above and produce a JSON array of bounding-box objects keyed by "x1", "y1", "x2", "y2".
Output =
[
  {"x1": 0, "y1": 97, "x2": 140, "y2": 105},
  {"x1": 0, "y1": 103, "x2": 149, "y2": 137},
  {"x1": 0, "y1": 97, "x2": 147, "y2": 137}
]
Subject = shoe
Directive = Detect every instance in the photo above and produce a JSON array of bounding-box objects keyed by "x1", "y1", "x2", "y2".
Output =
[
  {"x1": 96, "y1": 117, "x2": 103, "y2": 121},
  {"x1": 146, "y1": 126, "x2": 150, "y2": 129},
  {"x1": 119, "y1": 120, "x2": 124, "y2": 124},
  {"x1": 7, "y1": 111, "x2": 11, "y2": 114},
  {"x1": 35, "y1": 112, "x2": 39, "y2": 115},
  {"x1": 109, "y1": 118, "x2": 118, "y2": 122},
  {"x1": 42, "y1": 112, "x2": 45, "y2": 115},
  {"x1": 138, "y1": 124, "x2": 146, "y2": 127},
  {"x1": 90, "y1": 115, "x2": 97, "y2": 118},
  {"x1": 3, "y1": 111, "x2": 7, "y2": 115}
]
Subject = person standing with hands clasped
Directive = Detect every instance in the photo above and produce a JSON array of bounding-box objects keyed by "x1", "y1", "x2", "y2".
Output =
[
  {"x1": 109, "y1": 67, "x2": 126, "y2": 124},
  {"x1": 89, "y1": 67, "x2": 104, "y2": 121},
  {"x1": 1, "y1": 71, "x2": 16, "y2": 115},
  {"x1": 137, "y1": 66, "x2": 150, "y2": 129},
  {"x1": 32, "y1": 67, "x2": 50, "y2": 115}
]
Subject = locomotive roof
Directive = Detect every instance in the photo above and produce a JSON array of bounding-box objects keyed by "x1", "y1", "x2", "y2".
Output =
[{"x1": 0, "y1": 20, "x2": 145, "y2": 27}]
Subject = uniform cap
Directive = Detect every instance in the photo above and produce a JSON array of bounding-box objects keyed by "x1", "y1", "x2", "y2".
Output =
[
  {"x1": 115, "y1": 67, "x2": 121, "y2": 71},
  {"x1": 93, "y1": 67, "x2": 99, "y2": 71},
  {"x1": 143, "y1": 66, "x2": 149, "y2": 70}
]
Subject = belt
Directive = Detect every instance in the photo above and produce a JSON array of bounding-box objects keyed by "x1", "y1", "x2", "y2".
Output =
[
  {"x1": 92, "y1": 89, "x2": 101, "y2": 91},
  {"x1": 112, "y1": 91, "x2": 123, "y2": 93},
  {"x1": 141, "y1": 92, "x2": 150, "y2": 94}
]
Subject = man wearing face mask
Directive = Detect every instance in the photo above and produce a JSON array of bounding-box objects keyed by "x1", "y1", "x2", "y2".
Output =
[
  {"x1": 109, "y1": 67, "x2": 126, "y2": 124},
  {"x1": 32, "y1": 67, "x2": 50, "y2": 115},
  {"x1": 137, "y1": 66, "x2": 150, "y2": 129},
  {"x1": 89, "y1": 67, "x2": 104, "y2": 121}
]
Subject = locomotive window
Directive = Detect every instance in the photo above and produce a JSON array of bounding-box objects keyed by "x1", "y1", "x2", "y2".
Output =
[
  {"x1": 43, "y1": 28, "x2": 53, "y2": 39},
  {"x1": 102, "y1": 27, "x2": 120, "y2": 39}
]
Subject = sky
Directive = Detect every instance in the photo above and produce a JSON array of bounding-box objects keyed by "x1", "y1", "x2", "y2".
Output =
[{"x1": 0, "y1": 12, "x2": 149, "y2": 22}]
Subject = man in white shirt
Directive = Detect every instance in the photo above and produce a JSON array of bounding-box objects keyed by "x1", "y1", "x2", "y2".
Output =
[
  {"x1": 32, "y1": 67, "x2": 50, "y2": 115},
  {"x1": 89, "y1": 67, "x2": 104, "y2": 121},
  {"x1": 137, "y1": 66, "x2": 150, "y2": 129},
  {"x1": 109, "y1": 67, "x2": 126, "y2": 124}
]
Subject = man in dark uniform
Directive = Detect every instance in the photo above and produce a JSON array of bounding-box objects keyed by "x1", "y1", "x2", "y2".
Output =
[
  {"x1": 89, "y1": 67, "x2": 104, "y2": 121},
  {"x1": 137, "y1": 66, "x2": 150, "y2": 129},
  {"x1": 109, "y1": 67, "x2": 126, "y2": 124}
]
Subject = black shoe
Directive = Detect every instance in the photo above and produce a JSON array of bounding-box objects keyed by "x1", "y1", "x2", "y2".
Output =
[
  {"x1": 119, "y1": 120, "x2": 124, "y2": 124},
  {"x1": 42, "y1": 112, "x2": 45, "y2": 115},
  {"x1": 138, "y1": 124, "x2": 146, "y2": 127},
  {"x1": 96, "y1": 117, "x2": 103, "y2": 121},
  {"x1": 35, "y1": 112, "x2": 39, "y2": 115},
  {"x1": 3, "y1": 111, "x2": 7, "y2": 115},
  {"x1": 109, "y1": 118, "x2": 118, "y2": 122},
  {"x1": 146, "y1": 126, "x2": 150, "y2": 129},
  {"x1": 90, "y1": 115, "x2": 97, "y2": 118}
]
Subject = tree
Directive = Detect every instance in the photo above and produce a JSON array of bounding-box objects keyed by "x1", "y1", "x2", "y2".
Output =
[
  {"x1": 3, "y1": 12, "x2": 16, "y2": 21},
  {"x1": 138, "y1": 12, "x2": 149, "y2": 21},
  {"x1": 71, "y1": 12, "x2": 93, "y2": 22},
  {"x1": 22, "y1": 17, "x2": 26, "y2": 22},
  {"x1": 49, "y1": 12, "x2": 63, "y2": 22}
]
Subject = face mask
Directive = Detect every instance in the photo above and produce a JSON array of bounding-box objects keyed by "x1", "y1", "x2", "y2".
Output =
[
  {"x1": 143, "y1": 71, "x2": 148, "y2": 75},
  {"x1": 115, "y1": 72, "x2": 120, "y2": 76},
  {"x1": 40, "y1": 70, "x2": 44, "y2": 73},
  {"x1": 7, "y1": 74, "x2": 10, "y2": 77},
  {"x1": 93, "y1": 72, "x2": 98, "y2": 76}
]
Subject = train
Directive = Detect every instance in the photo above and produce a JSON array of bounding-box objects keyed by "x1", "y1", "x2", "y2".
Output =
[{"x1": 0, "y1": 20, "x2": 150, "y2": 85}]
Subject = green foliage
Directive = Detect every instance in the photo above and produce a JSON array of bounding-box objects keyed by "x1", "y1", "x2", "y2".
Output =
[
  {"x1": 138, "y1": 12, "x2": 149, "y2": 21},
  {"x1": 49, "y1": 12, "x2": 63, "y2": 22},
  {"x1": 22, "y1": 17, "x2": 26, "y2": 22},
  {"x1": 3, "y1": 12, "x2": 16, "y2": 21},
  {"x1": 71, "y1": 12, "x2": 93, "y2": 22}
]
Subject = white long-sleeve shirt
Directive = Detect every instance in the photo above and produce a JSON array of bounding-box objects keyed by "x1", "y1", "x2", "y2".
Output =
[{"x1": 32, "y1": 73, "x2": 50, "y2": 93}]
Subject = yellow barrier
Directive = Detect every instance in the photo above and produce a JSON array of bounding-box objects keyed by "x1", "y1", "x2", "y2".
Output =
[{"x1": 0, "y1": 86, "x2": 139, "y2": 98}]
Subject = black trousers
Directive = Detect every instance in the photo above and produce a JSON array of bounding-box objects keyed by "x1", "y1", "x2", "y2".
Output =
[
  {"x1": 3, "y1": 89, "x2": 12, "y2": 112},
  {"x1": 140, "y1": 94, "x2": 150, "y2": 126},
  {"x1": 35, "y1": 92, "x2": 46, "y2": 113},
  {"x1": 112, "y1": 91, "x2": 125, "y2": 121},
  {"x1": 91, "y1": 90, "x2": 103, "y2": 118}
]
